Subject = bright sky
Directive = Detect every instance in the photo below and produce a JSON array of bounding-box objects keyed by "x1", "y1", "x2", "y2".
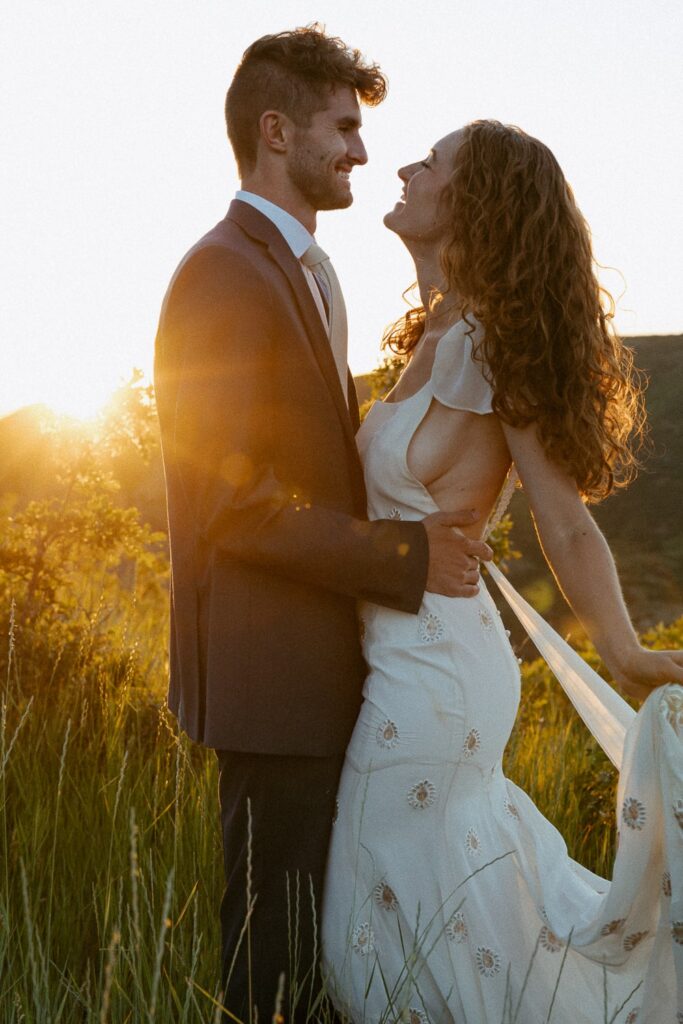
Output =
[{"x1": 2, "y1": 0, "x2": 682, "y2": 419}]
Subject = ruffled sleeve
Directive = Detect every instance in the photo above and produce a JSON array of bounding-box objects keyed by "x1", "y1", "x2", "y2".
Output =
[{"x1": 430, "y1": 319, "x2": 494, "y2": 414}]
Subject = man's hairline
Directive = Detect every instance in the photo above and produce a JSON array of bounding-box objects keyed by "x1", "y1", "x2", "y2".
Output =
[{"x1": 263, "y1": 84, "x2": 364, "y2": 132}]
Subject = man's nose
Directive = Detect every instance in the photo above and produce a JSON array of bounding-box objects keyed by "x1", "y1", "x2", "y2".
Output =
[{"x1": 349, "y1": 133, "x2": 368, "y2": 166}]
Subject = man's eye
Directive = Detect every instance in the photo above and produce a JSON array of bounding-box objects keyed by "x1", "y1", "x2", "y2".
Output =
[{"x1": 420, "y1": 160, "x2": 430, "y2": 169}]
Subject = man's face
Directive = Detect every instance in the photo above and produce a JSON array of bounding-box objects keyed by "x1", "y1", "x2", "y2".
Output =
[{"x1": 286, "y1": 86, "x2": 368, "y2": 212}]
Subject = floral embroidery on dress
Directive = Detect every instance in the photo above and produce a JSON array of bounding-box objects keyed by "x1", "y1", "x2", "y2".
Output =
[
  {"x1": 672, "y1": 799, "x2": 683, "y2": 830},
  {"x1": 407, "y1": 1010, "x2": 428, "y2": 1024},
  {"x1": 504, "y1": 797, "x2": 520, "y2": 820},
  {"x1": 476, "y1": 946, "x2": 501, "y2": 977},
  {"x1": 663, "y1": 688, "x2": 683, "y2": 733},
  {"x1": 463, "y1": 729, "x2": 481, "y2": 758},
  {"x1": 351, "y1": 922, "x2": 375, "y2": 956},
  {"x1": 465, "y1": 827, "x2": 481, "y2": 856},
  {"x1": 373, "y1": 882, "x2": 398, "y2": 911},
  {"x1": 408, "y1": 779, "x2": 436, "y2": 809},
  {"x1": 446, "y1": 911, "x2": 468, "y2": 943},
  {"x1": 662, "y1": 871, "x2": 672, "y2": 897},
  {"x1": 387, "y1": 507, "x2": 403, "y2": 520},
  {"x1": 419, "y1": 612, "x2": 445, "y2": 643},
  {"x1": 376, "y1": 719, "x2": 400, "y2": 749},
  {"x1": 358, "y1": 616, "x2": 366, "y2": 642},
  {"x1": 625, "y1": 1010, "x2": 639, "y2": 1024},
  {"x1": 672, "y1": 922, "x2": 683, "y2": 945},
  {"x1": 621, "y1": 797, "x2": 646, "y2": 830},
  {"x1": 332, "y1": 798, "x2": 339, "y2": 825},
  {"x1": 539, "y1": 926, "x2": 563, "y2": 952},
  {"x1": 600, "y1": 918, "x2": 625, "y2": 936},
  {"x1": 478, "y1": 607, "x2": 494, "y2": 633},
  {"x1": 623, "y1": 930, "x2": 648, "y2": 951}
]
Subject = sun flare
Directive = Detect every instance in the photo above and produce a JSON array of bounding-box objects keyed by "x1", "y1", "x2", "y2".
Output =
[
  {"x1": 45, "y1": 392, "x2": 109, "y2": 423},
  {"x1": 32, "y1": 379, "x2": 117, "y2": 424}
]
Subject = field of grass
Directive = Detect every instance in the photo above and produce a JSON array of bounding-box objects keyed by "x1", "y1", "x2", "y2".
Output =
[
  {"x1": 1, "y1": 612, "x2": 226, "y2": 1023},
  {"x1": 0, "y1": 380, "x2": 679, "y2": 1022},
  {"x1": 3, "y1": 601, "x2": 677, "y2": 1024}
]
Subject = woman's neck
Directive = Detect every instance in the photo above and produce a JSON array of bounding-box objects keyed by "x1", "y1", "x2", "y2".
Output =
[{"x1": 413, "y1": 249, "x2": 462, "y2": 335}]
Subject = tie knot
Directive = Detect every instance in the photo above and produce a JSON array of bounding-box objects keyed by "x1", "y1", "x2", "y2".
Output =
[{"x1": 301, "y1": 242, "x2": 329, "y2": 269}]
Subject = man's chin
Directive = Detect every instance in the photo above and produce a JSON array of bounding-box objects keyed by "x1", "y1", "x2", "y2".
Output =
[{"x1": 318, "y1": 191, "x2": 354, "y2": 212}]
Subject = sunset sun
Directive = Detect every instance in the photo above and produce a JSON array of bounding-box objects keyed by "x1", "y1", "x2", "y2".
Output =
[
  {"x1": 5, "y1": 364, "x2": 120, "y2": 425},
  {"x1": 43, "y1": 382, "x2": 113, "y2": 423}
]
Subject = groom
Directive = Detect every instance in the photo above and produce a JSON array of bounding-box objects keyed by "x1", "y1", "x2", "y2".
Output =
[{"x1": 154, "y1": 26, "x2": 492, "y2": 1022}]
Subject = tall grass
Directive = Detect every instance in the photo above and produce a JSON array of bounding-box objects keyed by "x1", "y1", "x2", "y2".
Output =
[
  {"x1": 1, "y1": 612, "x2": 225, "y2": 1022},
  {"x1": 1, "y1": 604, "x2": 677, "y2": 1022}
]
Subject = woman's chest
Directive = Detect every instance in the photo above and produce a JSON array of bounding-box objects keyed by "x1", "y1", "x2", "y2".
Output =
[{"x1": 406, "y1": 400, "x2": 510, "y2": 494}]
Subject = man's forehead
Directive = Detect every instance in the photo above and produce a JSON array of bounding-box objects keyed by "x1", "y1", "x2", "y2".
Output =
[{"x1": 323, "y1": 85, "x2": 362, "y2": 123}]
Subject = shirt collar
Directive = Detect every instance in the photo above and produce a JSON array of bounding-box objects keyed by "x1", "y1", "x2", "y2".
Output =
[{"x1": 235, "y1": 190, "x2": 315, "y2": 259}]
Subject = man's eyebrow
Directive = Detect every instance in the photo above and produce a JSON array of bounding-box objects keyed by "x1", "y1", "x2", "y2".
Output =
[{"x1": 336, "y1": 115, "x2": 362, "y2": 129}]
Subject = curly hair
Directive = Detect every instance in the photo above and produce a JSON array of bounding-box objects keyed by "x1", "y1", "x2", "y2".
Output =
[
  {"x1": 384, "y1": 120, "x2": 646, "y2": 502},
  {"x1": 226, "y1": 25, "x2": 387, "y2": 176}
]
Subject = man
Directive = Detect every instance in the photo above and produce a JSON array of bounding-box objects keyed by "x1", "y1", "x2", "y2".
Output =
[{"x1": 154, "y1": 26, "x2": 492, "y2": 1022}]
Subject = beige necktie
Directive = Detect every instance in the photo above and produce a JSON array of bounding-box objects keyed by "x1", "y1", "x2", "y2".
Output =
[{"x1": 301, "y1": 243, "x2": 348, "y2": 403}]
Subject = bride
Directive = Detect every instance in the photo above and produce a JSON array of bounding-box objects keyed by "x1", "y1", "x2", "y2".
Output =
[{"x1": 321, "y1": 121, "x2": 683, "y2": 1023}]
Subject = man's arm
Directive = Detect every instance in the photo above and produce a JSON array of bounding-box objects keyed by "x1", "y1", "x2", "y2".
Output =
[
  {"x1": 157, "y1": 244, "x2": 491, "y2": 610},
  {"x1": 157, "y1": 244, "x2": 432, "y2": 611}
]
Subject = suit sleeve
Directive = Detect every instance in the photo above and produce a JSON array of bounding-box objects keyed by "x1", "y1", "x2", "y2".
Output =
[{"x1": 155, "y1": 244, "x2": 428, "y2": 613}]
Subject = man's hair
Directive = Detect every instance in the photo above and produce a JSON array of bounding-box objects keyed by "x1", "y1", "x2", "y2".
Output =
[{"x1": 225, "y1": 25, "x2": 387, "y2": 176}]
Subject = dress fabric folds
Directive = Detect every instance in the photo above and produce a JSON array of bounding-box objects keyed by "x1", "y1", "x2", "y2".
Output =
[{"x1": 321, "y1": 319, "x2": 683, "y2": 1023}]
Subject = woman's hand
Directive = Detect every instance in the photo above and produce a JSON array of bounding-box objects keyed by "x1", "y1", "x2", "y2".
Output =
[{"x1": 610, "y1": 646, "x2": 683, "y2": 702}]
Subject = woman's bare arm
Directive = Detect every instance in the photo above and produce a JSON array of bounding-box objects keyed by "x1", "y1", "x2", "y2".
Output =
[{"x1": 502, "y1": 420, "x2": 683, "y2": 700}]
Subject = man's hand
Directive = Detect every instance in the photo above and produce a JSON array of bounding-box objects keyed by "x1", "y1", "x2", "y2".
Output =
[{"x1": 422, "y1": 510, "x2": 493, "y2": 598}]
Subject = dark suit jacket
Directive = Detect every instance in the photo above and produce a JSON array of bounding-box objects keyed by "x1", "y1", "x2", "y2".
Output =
[{"x1": 154, "y1": 200, "x2": 429, "y2": 755}]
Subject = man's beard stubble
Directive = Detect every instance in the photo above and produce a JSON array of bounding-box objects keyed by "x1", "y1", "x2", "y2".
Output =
[{"x1": 287, "y1": 143, "x2": 352, "y2": 213}]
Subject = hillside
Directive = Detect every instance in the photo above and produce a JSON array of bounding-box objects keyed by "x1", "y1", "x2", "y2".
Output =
[
  {"x1": 503, "y1": 334, "x2": 683, "y2": 634},
  {"x1": 1, "y1": 335, "x2": 681, "y2": 631}
]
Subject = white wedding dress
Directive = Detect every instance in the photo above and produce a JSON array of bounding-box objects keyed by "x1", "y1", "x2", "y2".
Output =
[{"x1": 321, "y1": 320, "x2": 682, "y2": 1023}]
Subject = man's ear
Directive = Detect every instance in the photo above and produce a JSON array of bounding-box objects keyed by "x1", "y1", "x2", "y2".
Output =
[{"x1": 259, "y1": 110, "x2": 294, "y2": 155}]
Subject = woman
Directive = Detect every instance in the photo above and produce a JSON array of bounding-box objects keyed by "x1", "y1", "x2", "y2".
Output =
[{"x1": 322, "y1": 121, "x2": 683, "y2": 1023}]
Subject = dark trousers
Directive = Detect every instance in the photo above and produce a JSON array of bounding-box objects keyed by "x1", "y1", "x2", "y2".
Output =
[{"x1": 216, "y1": 750, "x2": 344, "y2": 1023}]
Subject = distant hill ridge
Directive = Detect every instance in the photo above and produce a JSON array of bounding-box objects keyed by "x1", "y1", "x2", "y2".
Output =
[
  {"x1": 1, "y1": 334, "x2": 681, "y2": 631},
  {"x1": 503, "y1": 334, "x2": 683, "y2": 633}
]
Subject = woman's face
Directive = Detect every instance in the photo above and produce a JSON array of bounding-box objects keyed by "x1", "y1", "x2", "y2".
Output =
[{"x1": 384, "y1": 129, "x2": 464, "y2": 243}]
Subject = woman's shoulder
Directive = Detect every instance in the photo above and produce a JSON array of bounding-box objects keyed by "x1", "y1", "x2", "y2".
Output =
[{"x1": 430, "y1": 317, "x2": 494, "y2": 415}]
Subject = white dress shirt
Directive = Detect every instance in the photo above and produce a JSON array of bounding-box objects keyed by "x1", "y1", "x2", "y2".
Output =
[{"x1": 235, "y1": 190, "x2": 329, "y2": 329}]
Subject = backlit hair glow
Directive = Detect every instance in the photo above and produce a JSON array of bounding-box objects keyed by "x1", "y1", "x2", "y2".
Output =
[{"x1": 384, "y1": 120, "x2": 646, "y2": 502}]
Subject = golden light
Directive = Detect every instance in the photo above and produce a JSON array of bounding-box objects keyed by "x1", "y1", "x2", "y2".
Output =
[
  {"x1": 42, "y1": 382, "x2": 114, "y2": 423},
  {"x1": 9, "y1": 374, "x2": 117, "y2": 421},
  {"x1": 0, "y1": 351, "x2": 134, "y2": 424}
]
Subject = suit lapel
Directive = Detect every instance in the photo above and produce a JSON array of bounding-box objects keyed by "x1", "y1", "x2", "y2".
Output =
[{"x1": 226, "y1": 200, "x2": 360, "y2": 456}]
